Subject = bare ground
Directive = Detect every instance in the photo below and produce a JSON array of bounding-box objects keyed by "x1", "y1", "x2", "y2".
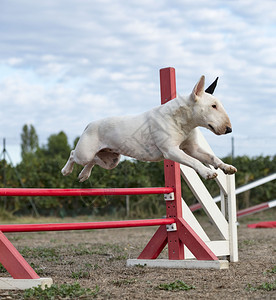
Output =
[{"x1": 0, "y1": 211, "x2": 275, "y2": 300}]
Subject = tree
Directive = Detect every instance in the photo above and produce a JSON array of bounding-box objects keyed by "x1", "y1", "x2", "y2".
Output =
[
  {"x1": 20, "y1": 124, "x2": 39, "y2": 158},
  {"x1": 44, "y1": 131, "x2": 71, "y2": 160}
]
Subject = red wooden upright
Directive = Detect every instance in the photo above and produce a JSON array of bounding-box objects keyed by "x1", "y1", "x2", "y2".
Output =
[
  {"x1": 0, "y1": 231, "x2": 39, "y2": 279},
  {"x1": 139, "y1": 67, "x2": 184, "y2": 259},
  {"x1": 138, "y1": 67, "x2": 218, "y2": 261},
  {"x1": 161, "y1": 68, "x2": 184, "y2": 259}
]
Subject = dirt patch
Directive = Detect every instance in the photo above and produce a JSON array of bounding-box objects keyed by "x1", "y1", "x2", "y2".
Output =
[{"x1": 0, "y1": 214, "x2": 275, "y2": 299}]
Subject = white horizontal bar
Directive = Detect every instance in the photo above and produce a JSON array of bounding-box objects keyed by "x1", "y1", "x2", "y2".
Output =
[
  {"x1": 268, "y1": 199, "x2": 276, "y2": 208},
  {"x1": 214, "y1": 173, "x2": 276, "y2": 203},
  {"x1": 184, "y1": 240, "x2": 230, "y2": 259}
]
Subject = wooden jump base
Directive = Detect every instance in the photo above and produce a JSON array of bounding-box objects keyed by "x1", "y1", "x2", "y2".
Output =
[{"x1": 0, "y1": 67, "x2": 238, "y2": 290}]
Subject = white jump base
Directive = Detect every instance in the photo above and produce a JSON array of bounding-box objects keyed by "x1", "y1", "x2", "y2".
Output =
[
  {"x1": 0, "y1": 277, "x2": 53, "y2": 290},
  {"x1": 127, "y1": 259, "x2": 229, "y2": 270}
]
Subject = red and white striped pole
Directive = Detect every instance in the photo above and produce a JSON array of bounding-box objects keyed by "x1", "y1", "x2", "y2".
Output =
[{"x1": 237, "y1": 199, "x2": 276, "y2": 218}]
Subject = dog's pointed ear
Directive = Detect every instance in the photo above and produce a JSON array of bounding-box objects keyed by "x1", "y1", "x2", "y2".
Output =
[
  {"x1": 192, "y1": 75, "x2": 205, "y2": 101},
  {"x1": 205, "y1": 77, "x2": 219, "y2": 94}
]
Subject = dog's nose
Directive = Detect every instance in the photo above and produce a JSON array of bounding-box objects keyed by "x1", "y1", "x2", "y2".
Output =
[{"x1": 225, "y1": 126, "x2": 232, "y2": 134}]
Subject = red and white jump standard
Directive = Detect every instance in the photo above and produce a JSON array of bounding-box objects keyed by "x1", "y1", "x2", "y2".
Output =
[{"x1": 0, "y1": 67, "x2": 238, "y2": 290}]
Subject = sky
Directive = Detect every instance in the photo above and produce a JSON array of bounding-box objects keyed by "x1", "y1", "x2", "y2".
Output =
[{"x1": 0, "y1": 0, "x2": 276, "y2": 165}]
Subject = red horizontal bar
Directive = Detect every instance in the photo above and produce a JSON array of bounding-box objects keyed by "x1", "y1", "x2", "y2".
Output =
[
  {"x1": 191, "y1": 201, "x2": 271, "y2": 218},
  {"x1": 189, "y1": 203, "x2": 202, "y2": 212},
  {"x1": 0, "y1": 218, "x2": 175, "y2": 233},
  {"x1": 0, "y1": 187, "x2": 174, "y2": 197},
  {"x1": 237, "y1": 202, "x2": 269, "y2": 217}
]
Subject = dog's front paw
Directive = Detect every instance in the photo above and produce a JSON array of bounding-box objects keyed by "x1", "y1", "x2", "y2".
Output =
[
  {"x1": 219, "y1": 163, "x2": 237, "y2": 175},
  {"x1": 200, "y1": 169, "x2": 218, "y2": 180}
]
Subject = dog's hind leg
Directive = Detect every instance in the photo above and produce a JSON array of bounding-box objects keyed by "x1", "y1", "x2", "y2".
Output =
[
  {"x1": 61, "y1": 150, "x2": 76, "y2": 176},
  {"x1": 95, "y1": 150, "x2": 121, "y2": 170},
  {"x1": 77, "y1": 152, "x2": 121, "y2": 182},
  {"x1": 78, "y1": 162, "x2": 95, "y2": 182}
]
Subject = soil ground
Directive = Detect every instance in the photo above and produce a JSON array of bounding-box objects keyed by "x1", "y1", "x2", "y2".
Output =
[{"x1": 0, "y1": 210, "x2": 275, "y2": 299}]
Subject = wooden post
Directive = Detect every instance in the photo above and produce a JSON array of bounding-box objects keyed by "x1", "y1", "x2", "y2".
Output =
[
  {"x1": 160, "y1": 68, "x2": 184, "y2": 259},
  {"x1": 226, "y1": 175, "x2": 238, "y2": 262},
  {"x1": 0, "y1": 231, "x2": 39, "y2": 279},
  {"x1": 138, "y1": 67, "x2": 218, "y2": 262}
]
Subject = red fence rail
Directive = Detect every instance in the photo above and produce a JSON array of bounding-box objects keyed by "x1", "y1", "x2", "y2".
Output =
[
  {"x1": 237, "y1": 200, "x2": 275, "y2": 217},
  {"x1": 0, "y1": 187, "x2": 175, "y2": 233},
  {"x1": 0, "y1": 218, "x2": 175, "y2": 233},
  {"x1": 0, "y1": 187, "x2": 174, "y2": 197}
]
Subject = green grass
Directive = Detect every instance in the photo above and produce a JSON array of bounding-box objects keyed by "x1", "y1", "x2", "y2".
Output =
[
  {"x1": 70, "y1": 243, "x2": 127, "y2": 260},
  {"x1": 157, "y1": 280, "x2": 195, "y2": 291},
  {"x1": 0, "y1": 263, "x2": 7, "y2": 273},
  {"x1": 23, "y1": 282, "x2": 99, "y2": 299},
  {"x1": 246, "y1": 266, "x2": 276, "y2": 292},
  {"x1": 71, "y1": 270, "x2": 90, "y2": 279},
  {"x1": 113, "y1": 278, "x2": 137, "y2": 286},
  {"x1": 20, "y1": 246, "x2": 59, "y2": 262},
  {"x1": 264, "y1": 266, "x2": 276, "y2": 275},
  {"x1": 29, "y1": 263, "x2": 46, "y2": 276},
  {"x1": 71, "y1": 262, "x2": 100, "y2": 279},
  {"x1": 239, "y1": 239, "x2": 257, "y2": 249},
  {"x1": 246, "y1": 280, "x2": 276, "y2": 292},
  {"x1": 0, "y1": 208, "x2": 16, "y2": 221}
]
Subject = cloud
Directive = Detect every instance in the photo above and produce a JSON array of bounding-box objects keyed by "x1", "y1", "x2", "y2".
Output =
[{"x1": 0, "y1": 0, "x2": 275, "y2": 163}]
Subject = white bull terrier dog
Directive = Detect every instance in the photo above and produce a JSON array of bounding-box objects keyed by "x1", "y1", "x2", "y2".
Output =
[{"x1": 62, "y1": 76, "x2": 237, "y2": 182}]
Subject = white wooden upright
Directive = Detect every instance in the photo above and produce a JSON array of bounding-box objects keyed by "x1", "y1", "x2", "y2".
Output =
[{"x1": 181, "y1": 129, "x2": 238, "y2": 262}]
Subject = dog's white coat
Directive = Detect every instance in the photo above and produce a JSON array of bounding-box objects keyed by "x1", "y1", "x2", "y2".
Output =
[{"x1": 62, "y1": 76, "x2": 237, "y2": 182}]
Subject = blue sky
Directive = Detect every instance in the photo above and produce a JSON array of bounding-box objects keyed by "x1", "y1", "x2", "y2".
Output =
[{"x1": 0, "y1": 0, "x2": 276, "y2": 164}]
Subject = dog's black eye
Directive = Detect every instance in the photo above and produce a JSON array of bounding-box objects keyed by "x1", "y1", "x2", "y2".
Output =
[{"x1": 212, "y1": 104, "x2": 217, "y2": 109}]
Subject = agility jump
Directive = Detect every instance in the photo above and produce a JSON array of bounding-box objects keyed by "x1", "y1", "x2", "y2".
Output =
[{"x1": 0, "y1": 68, "x2": 238, "y2": 290}]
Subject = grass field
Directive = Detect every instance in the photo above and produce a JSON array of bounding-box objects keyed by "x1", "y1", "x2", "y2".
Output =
[{"x1": 0, "y1": 209, "x2": 275, "y2": 299}]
